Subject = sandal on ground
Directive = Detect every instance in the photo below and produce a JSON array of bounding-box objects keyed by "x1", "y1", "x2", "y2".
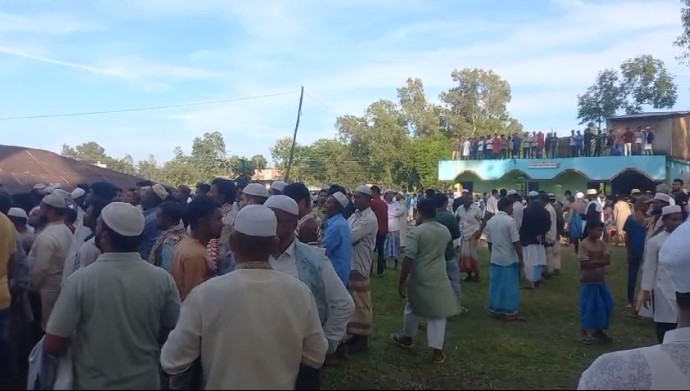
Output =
[
  {"x1": 433, "y1": 351, "x2": 447, "y2": 364},
  {"x1": 503, "y1": 315, "x2": 526, "y2": 322},
  {"x1": 390, "y1": 334, "x2": 414, "y2": 349}
]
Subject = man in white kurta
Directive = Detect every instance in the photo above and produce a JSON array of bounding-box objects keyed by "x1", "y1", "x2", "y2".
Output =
[
  {"x1": 264, "y1": 195, "x2": 354, "y2": 358},
  {"x1": 346, "y1": 185, "x2": 378, "y2": 353},
  {"x1": 578, "y1": 215, "x2": 690, "y2": 390},
  {"x1": 507, "y1": 190, "x2": 524, "y2": 231},
  {"x1": 161, "y1": 205, "x2": 328, "y2": 389},
  {"x1": 544, "y1": 193, "x2": 560, "y2": 275},
  {"x1": 640, "y1": 205, "x2": 684, "y2": 343},
  {"x1": 29, "y1": 193, "x2": 74, "y2": 329}
]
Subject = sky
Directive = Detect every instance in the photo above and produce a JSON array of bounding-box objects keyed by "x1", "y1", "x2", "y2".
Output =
[{"x1": 0, "y1": 0, "x2": 688, "y2": 165}]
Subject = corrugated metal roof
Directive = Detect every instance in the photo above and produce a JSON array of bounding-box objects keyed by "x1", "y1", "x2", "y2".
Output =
[
  {"x1": 0, "y1": 144, "x2": 145, "y2": 194},
  {"x1": 608, "y1": 111, "x2": 690, "y2": 120}
]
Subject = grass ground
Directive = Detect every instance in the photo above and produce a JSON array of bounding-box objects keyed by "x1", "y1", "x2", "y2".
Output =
[{"x1": 322, "y1": 245, "x2": 657, "y2": 390}]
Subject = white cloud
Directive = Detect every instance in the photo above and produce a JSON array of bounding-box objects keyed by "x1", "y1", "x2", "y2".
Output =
[{"x1": 0, "y1": 12, "x2": 101, "y2": 34}]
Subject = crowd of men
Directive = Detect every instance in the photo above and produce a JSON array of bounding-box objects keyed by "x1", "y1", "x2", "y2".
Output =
[
  {"x1": 1, "y1": 174, "x2": 690, "y2": 389},
  {"x1": 451, "y1": 125, "x2": 656, "y2": 160}
]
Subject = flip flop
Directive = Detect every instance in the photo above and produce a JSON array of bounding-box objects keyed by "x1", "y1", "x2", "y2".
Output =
[{"x1": 433, "y1": 352, "x2": 447, "y2": 364}]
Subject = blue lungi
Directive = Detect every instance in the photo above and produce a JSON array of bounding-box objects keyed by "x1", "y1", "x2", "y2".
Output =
[
  {"x1": 579, "y1": 282, "x2": 614, "y2": 329},
  {"x1": 489, "y1": 263, "x2": 521, "y2": 316}
]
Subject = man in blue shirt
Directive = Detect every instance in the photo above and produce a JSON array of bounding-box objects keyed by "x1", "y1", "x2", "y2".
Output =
[{"x1": 322, "y1": 192, "x2": 353, "y2": 285}]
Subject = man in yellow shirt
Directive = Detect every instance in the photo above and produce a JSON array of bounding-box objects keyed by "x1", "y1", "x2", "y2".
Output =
[{"x1": 0, "y1": 192, "x2": 17, "y2": 385}]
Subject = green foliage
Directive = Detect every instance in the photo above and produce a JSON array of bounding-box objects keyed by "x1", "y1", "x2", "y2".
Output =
[
  {"x1": 674, "y1": 0, "x2": 690, "y2": 64},
  {"x1": 577, "y1": 55, "x2": 678, "y2": 124}
]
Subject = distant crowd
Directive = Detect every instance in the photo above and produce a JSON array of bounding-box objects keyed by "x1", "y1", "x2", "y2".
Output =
[{"x1": 452, "y1": 126, "x2": 657, "y2": 160}]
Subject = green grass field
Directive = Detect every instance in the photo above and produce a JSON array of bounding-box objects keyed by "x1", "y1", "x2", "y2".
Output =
[{"x1": 323, "y1": 245, "x2": 657, "y2": 390}]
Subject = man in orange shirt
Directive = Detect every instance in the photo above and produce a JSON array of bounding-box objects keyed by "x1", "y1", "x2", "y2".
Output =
[
  {"x1": 172, "y1": 197, "x2": 223, "y2": 300},
  {"x1": 0, "y1": 192, "x2": 17, "y2": 385}
]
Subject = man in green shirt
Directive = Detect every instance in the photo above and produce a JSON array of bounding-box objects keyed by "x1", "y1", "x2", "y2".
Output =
[
  {"x1": 432, "y1": 194, "x2": 461, "y2": 301},
  {"x1": 44, "y1": 202, "x2": 180, "y2": 390}
]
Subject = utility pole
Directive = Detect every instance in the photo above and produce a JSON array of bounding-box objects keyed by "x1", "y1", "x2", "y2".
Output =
[{"x1": 284, "y1": 86, "x2": 304, "y2": 182}]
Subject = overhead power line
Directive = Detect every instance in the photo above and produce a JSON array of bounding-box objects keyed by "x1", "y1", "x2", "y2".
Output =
[{"x1": 0, "y1": 91, "x2": 297, "y2": 121}]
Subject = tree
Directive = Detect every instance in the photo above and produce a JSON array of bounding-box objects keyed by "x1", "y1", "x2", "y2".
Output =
[
  {"x1": 250, "y1": 154, "x2": 268, "y2": 172},
  {"x1": 228, "y1": 156, "x2": 257, "y2": 178},
  {"x1": 397, "y1": 78, "x2": 442, "y2": 136},
  {"x1": 271, "y1": 137, "x2": 300, "y2": 170},
  {"x1": 674, "y1": 0, "x2": 690, "y2": 64},
  {"x1": 137, "y1": 155, "x2": 159, "y2": 180},
  {"x1": 619, "y1": 55, "x2": 677, "y2": 113},
  {"x1": 576, "y1": 69, "x2": 624, "y2": 126},
  {"x1": 440, "y1": 68, "x2": 513, "y2": 137},
  {"x1": 188, "y1": 131, "x2": 229, "y2": 182},
  {"x1": 61, "y1": 142, "x2": 109, "y2": 164}
]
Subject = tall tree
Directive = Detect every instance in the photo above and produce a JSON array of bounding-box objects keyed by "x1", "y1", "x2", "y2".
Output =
[
  {"x1": 137, "y1": 154, "x2": 159, "y2": 180},
  {"x1": 576, "y1": 69, "x2": 624, "y2": 126},
  {"x1": 619, "y1": 55, "x2": 677, "y2": 113},
  {"x1": 674, "y1": 0, "x2": 690, "y2": 64},
  {"x1": 271, "y1": 137, "x2": 301, "y2": 170},
  {"x1": 250, "y1": 154, "x2": 268, "y2": 171},
  {"x1": 229, "y1": 156, "x2": 257, "y2": 178},
  {"x1": 440, "y1": 68, "x2": 512, "y2": 137},
  {"x1": 188, "y1": 131, "x2": 229, "y2": 181},
  {"x1": 397, "y1": 78, "x2": 442, "y2": 136},
  {"x1": 61, "y1": 142, "x2": 109, "y2": 163}
]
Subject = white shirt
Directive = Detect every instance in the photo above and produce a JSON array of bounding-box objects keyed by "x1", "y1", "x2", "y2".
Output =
[
  {"x1": 72, "y1": 237, "x2": 101, "y2": 273},
  {"x1": 485, "y1": 211, "x2": 520, "y2": 266},
  {"x1": 486, "y1": 195, "x2": 499, "y2": 214},
  {"x1": 269, "y1": 241, "x2": 354, "y2": 342},
  {"x1": 161, "y1": 269, "x2": 328, "y2": 390},
  {"x1": 455, "y1": 203, "x2": 484, "y2": 238},
  {"x1": 512, "y1": 201, "x2": 524, "y2": 230},
  {"x1": 386, "y1": 201, "x2": 404, "y2": 232},
  {"x1": 61, "y1": 225, "x2": 93, "y2": 285},
  {"x1": 462, "y1": 140, "x2": 471, "y2": 156},
  {"x1": 641, "y1": 231, "x2": 677, "y2": 324},
  {"x1": 545, "y1": 203, "x2": 558, "y2": 242},
  {"x1": 578, "y1": 328, "x2": 690, "y2": 390}
]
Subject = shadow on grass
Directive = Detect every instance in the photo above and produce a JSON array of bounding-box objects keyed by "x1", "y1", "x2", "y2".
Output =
[{"x1": 323, "y1": 246, "x2": 656, "y2": 390}]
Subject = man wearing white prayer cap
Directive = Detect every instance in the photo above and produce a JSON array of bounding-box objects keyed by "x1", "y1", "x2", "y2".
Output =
[
  {"x1": 322, "y1": 192, "x2": 353, "y2": 285},
  {"x1": 345, "y1": 184, "x2": 378, "y2": 353},
  {"x1": 137, "y1": 183, "x2": 170, "y2": 260},
  {"x1": 264, "y1": 195, "x2": 354, "y2": 378},
  {"x1": 70, "y1": 187, "x2": 87, "y2": 227},
  {"x1": 579, "y1": 208, "x2": 690, "y2": 390},
  {"x1": 239, "y1": 183, "x2": 270, "y2": 209},
  {"x1": 162, "y1": 205, "x2": 328, "y2": 389},
  {"x1": 646, "y1": 192, "x2": 673, "y2": 240},
  {"x1": 582, "y1": 189, "x2": 603, "y2": 239},
  {"x1": 639, "y1": 204, "x2": 684, "y2": 343},
  {"x1": 44, "y1": 202, "x2": 181, "y2": 390},
  {"x1": 270, "y1": 180, "x2": 288, "y2": 196},
  {"x1": 29, "y1": 192, "x2": 74, "y2": 330}
]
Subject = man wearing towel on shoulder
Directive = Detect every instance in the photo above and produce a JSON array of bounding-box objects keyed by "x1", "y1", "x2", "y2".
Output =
[
  {"x1": 44, "y1": 203, "x2": 180, "y2": 389},
  {"x1": 578, "y1": 212, "x2": 690, "y2": 389},
  {"x1": 345, "y1": 185, "x2": 378, "y2": 353},
  {"x1": 265, "y1": 195, "x2": 354, "y2": 384},
  {"x1": 161, "y1": 205, "x2": 328, "y2": 389}
]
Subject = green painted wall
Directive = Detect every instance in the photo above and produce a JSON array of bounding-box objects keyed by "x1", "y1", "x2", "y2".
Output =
[{"x1": 456, "y1": 170, "x2": 591, "y2": 198}]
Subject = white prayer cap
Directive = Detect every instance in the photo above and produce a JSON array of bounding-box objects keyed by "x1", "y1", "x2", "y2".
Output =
[
  {"x1": 507, "y1": 189, "x2": 517, "y2": 196},
  {"x1": 660, "y1": 220, "x2": 690, "y2": 293},
  {"x1": 8, "y1": 207, "x2": 27, "y2": 220},
  {"x1": 234, "y1": 204, "x2": 277, "y2": 237},
  {"x1": 630, "y1": 189, "x2": 641, "y2": 195},
  {"x1": 71, "y1": 188, "x2": 86, "y2": 199},
  {"x1": 586, "y1": 189, "x2": 598, "y2": 195},
  {"x1": 354, "y1": 185, "x2": 372, "y2": 196},
  {"x1": 528, "y1": 191, "x2": 539, "y2": 198},
  {"x1": 243, "y1": 183, "x2": 270, "y2": 198},
  {"x1": 101, "y1": 202, "x2": 145, "y2": 237},
  {"x1": 654, "y1": 192, "x2": 671, "y2": 204},
  {"x1": 656, "y1": 183, "x2": 670, "y2": 194},
  {"x1": 462, "y1": 189, "x2": 470, "y2": 193},
  {"x1": 270, "y1": 181, "x2": 287, "y2": 192},
  {"x1": 576, "y1": 192, "x2": 584, "y2": 199},
  {"x1": 44, "y1": 186, "x2": 55, "y2": 194},
  {"x1": 53, "y1": 189, "x2": 69, "y2": 199},
  {"x1": 662, "y1": 205, "x2": 682, "y2": 216},
  {"x1": 152, "y1": 184, "x2": 169, "y2": 201},
  {"x1": 32, "y1": 184, "x2": 46, "y2": 191},
  {"x1": 29, "y1": 206, "x2": 40, "y2": 216},
  {"x1": 332, "y1": 192, "x2": 349, "y2": 208},
  {"x1": 264, "y1": 195, "x2": 298, "y2": 216},
  {"x1": 41, "y1": 193, "x2": 69, "y2": 209},
  {"x1": 547, "y1": 193, "x2": 556, "y2": 199},
  {"x1": 384, "y1": 188, "x2": 396, "y2": 195}
]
